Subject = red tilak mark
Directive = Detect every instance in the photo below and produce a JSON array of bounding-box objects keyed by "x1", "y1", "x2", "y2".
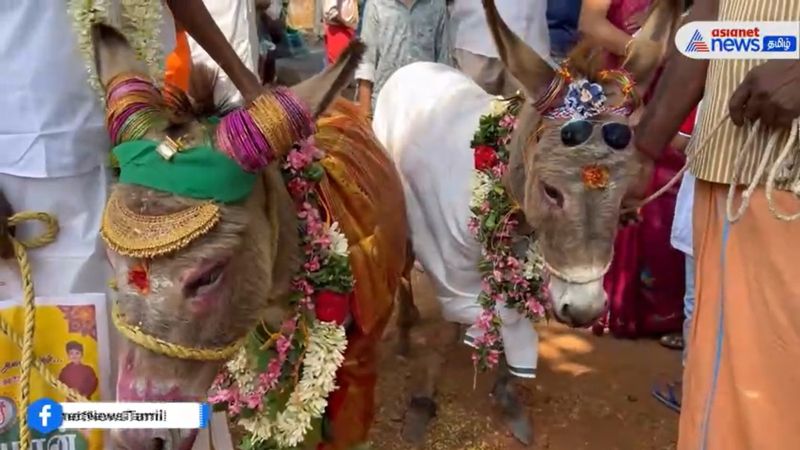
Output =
[{"x1": 128, "y1": 262, "x2": 150, "y2": 295}]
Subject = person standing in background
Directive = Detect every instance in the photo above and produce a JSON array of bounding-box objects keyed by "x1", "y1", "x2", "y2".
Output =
[
  {"x1": 322, "y1": 0, "x2": 359, "y2": 64},
  {"x1": 355, "y1": 0, "x2": 450, "y2": 117},
  {"x1": 635, "y1": 0, "x2": 800, "y2": 445},
  {"x1": 546, "y1": 0, "x2": 582, "y2": 59},
  {"x1": 188, "y1": 0, "x2": 261, "y2": 108},
  {"x1": 449, "y1": 0, "x2": 551, "y2": 96}
]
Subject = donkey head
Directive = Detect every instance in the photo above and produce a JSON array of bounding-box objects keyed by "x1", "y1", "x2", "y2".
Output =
[
  {"x1": 483, "y1": 0, "x2": 681, "y2": 326},
  {"x1": 91, "y1": 24, "x2": 362, "y2": 450}
]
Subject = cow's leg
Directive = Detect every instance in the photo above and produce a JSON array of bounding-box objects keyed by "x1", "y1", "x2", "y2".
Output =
[
  {"x1": 396, "y1": 242, "x2": 420, "y2": 357},
  {"x1": 492, "y1": 358, "x2": 534, "y2": 445},
  {"x1": 401, "y1": 321, "x2": 460, "y2": 444}
]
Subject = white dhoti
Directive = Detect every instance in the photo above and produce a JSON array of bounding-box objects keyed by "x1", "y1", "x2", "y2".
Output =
[
  {"x1": 188, "y1": 0, "x2": 260, "y2": 107},
  {"x1": 373, "y1": 62, "x2": 538, "y2": 378}
]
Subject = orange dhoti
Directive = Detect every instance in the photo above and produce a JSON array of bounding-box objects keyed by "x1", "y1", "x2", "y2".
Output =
[
  {"x1": 679, "y1": 180, "x2": 800, "y2": 449},
  {"x1": 314, "y1": 99, "x2": 408, "y2": 449}
]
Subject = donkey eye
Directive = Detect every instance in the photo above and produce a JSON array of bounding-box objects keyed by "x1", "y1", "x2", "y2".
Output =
[
  {"x1": 602, "y1": 123, "x2": 632, "y2": 150},
  {"x1": 541, "y1": 182, "x2": 565, "y2": 209},
  {"x1": 560, "y1": 120, "x2": 593, "y2": 147}
]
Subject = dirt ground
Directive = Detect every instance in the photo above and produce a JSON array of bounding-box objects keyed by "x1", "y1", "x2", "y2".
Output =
[{"x1": 368, "y1": 270, "x2": 681, "y2": 450}]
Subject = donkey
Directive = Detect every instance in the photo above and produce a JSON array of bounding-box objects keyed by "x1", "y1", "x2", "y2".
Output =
[
  {"x1": 91, "y1": 25, "x2": 407, "y2": 450},
  {"x1": 373, "y1": 0, "x2": 682, "y2": 444}
]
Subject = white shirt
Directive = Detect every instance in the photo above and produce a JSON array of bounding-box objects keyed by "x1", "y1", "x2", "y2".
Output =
[
  {"x1": 450, "y1": 0, "x2": 551, "y2": 61},
  {"x1": 189, "y1": 0, "x2": 260, "y2": 107},
  {"x1": 0, "y1": 0, "x2": 176, "y2": 179},
  {"x1": 670, "y1": 102, "x2": 703, "y2": 256}
]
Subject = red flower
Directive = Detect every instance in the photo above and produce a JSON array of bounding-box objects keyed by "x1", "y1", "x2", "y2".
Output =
[
  {"x1": 128, "y1": 263, "x2": 149, "y2": 294},
  {"x1": 314, "y1": 290, "x2": 350, "y2": 325},
  {"x1": 473, "y1": 145, "x2": 499, "y2": 171}
]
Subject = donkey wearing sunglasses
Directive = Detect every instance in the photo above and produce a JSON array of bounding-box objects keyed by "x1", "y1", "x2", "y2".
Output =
[{"x1": 372, "y1": 0, "x2": 682, "y2": 444}]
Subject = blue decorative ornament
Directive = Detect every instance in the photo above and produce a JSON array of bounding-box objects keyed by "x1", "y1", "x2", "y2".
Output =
[{"x1": 563, "y1": 79, "x2": 607, "y2": 119}]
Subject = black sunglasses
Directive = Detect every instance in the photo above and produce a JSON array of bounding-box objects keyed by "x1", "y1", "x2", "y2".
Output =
[{"x1": 560, "y1": 120, "x2": 632, "y2": 150}]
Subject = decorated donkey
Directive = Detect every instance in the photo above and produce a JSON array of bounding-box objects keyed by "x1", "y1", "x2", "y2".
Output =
[
  {"x1": 373, "y1": 0, "x2": 682, "y2": 444},
  {"x1": 90, "y1": 24, "x2": 406, "y2": 450}
]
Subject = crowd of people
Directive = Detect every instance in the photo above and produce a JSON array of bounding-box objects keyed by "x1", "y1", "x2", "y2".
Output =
[{"x1": 0, "y1": 0, "x2": 798, "y2": 449}]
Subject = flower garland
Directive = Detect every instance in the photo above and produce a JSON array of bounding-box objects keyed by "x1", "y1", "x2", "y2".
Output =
[
  {"x1": 69, "y1": 0, "x2": 166, "y2": 96},
  {"x1": 467, "y1": 97, "x2": 550, "y2": 372},
  {"x1": 210, "y1": 138, "x2": 354, "y2": 450}
]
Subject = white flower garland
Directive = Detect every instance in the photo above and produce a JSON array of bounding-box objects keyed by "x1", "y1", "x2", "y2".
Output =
[
  {"x1": 239, "y1": 321, "x2": 347, "y2": 448},
  {"x1": 69, "y1": 0, "x2": 166, "y2": 96}
]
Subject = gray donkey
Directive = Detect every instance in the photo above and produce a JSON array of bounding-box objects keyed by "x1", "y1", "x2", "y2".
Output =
[{"x1": 373, "y1": 0, "x2": 682, "y2": 445}]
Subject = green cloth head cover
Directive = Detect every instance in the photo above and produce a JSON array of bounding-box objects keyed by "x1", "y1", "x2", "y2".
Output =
[{"x1": 112, "y1": 139, "x2": 257, "y2": 203}]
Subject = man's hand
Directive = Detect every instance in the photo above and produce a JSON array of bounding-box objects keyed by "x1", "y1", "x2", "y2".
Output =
[{"x1": 729, "y1": 61, "x2": 800, "y2": 129}]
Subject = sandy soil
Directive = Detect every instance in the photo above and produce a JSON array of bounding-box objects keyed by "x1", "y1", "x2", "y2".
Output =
[{"x1": 368, "y1": 271, "x2": 681, "y2": 450}]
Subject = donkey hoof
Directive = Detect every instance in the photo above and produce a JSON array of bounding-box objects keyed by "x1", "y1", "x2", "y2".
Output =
[
  {"x1": 506, "y1": 414, "x2": 534, "y2": 446},
  {"x1": 401, "y1": 396, "x2": 437, "y2": 444}
]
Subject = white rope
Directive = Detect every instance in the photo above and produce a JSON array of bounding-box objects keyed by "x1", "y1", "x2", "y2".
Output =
[{"x1": 630, "y1": 116, "x2": 800, "y2": 224}]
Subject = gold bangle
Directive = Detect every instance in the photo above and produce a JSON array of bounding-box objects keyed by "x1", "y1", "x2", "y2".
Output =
[{"x1": 624, "y1": 38, "x2": 635, "y2": 57}]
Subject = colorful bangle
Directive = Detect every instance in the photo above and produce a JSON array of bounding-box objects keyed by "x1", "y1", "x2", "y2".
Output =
[
  {"x1": 598, "y1": 68, "x2": 641, "y2": 110},
  {"x1": 105, "y1": 74, "x2": 167, "y2": 145},
  {"x1": 216, "y1": 87, "x2": 316, "y2": 172}
]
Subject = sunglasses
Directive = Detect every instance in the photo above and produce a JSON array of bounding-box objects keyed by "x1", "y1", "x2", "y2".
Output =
[{"x1": 560, "y1": 120, "x2": 632, "y2": 150}]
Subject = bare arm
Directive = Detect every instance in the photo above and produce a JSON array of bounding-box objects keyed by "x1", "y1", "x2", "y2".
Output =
[
  {"x1": 634, "y1": 0, "x2": 719, "y2": 159},
  {"x1": 578, "y1": 0, "x2": 632, "y2": 56},
  {"x1": 166, "y1": 0, "x2": 262, "y2": 104},
  {"x1": 354, "y1": 0, "x2": 379, "y2": 116}
]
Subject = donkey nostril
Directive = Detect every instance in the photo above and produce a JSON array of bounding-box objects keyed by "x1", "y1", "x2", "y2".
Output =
[
  {"x1": 152, "y1": 438, "x2": 165, "y2": 450},
  {"x1": 560, "y1": 303, "x2": 570, "y2": 316}
]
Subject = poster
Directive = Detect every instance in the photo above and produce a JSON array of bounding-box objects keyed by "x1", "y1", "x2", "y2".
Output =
[{"x1": 0, "y1": 295, "x2": 111, "y2": 450}]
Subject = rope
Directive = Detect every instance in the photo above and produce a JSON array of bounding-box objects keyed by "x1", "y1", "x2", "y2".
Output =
[
  {"x1": 0, "y1": 211, "x2": 90, "y2": 450},
  {"x1": 627, "y1": 116, "x2": 800, "y2": 223},
  {"x1": 111, "y1": 303, "x2": 244, "y2": 361}
]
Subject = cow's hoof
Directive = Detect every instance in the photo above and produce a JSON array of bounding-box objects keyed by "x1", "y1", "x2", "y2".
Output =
[{"x1": 401, "y1": 396, "x2": 436, "y2": 444}]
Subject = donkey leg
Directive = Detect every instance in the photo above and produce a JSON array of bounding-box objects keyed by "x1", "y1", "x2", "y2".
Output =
[
  {"x1": 492, "y1": 358, "x2": 534, "y2": 446},
  {"x1": 396, "y1": 243, "x2": 421, "y2": 357},
  {"x1": 402, "y1": 321, "x2": 460, "y2": 444}
]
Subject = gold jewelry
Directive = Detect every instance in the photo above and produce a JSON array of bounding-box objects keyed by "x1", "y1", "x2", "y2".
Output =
[{"x1": 101, "y1": 190, "x2": 221, "y2": 258}]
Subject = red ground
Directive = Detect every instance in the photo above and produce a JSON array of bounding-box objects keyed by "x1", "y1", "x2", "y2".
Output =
[{"x1": 369, "y1": 271, "x2": 680, "y2": 450}]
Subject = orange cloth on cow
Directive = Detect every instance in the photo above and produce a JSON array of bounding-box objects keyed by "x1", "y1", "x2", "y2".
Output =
[
  {"x1": 313, "y1": 99, "x2": 408, "y2": 449},
  {"x1": 164, "y1": 27, "x2": 192, "y2": 91}
]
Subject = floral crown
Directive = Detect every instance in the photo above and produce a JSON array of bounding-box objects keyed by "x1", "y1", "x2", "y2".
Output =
[{"x1": 534, "y1": 64, "x2": 640, "y2": 120}]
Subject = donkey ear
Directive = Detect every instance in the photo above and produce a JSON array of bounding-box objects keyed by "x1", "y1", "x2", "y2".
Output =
[
  {"x1": 91, "y1": 23, "x2": 148, "y2": 87},
  {"x1": 481, "y1": 0, "x2": 554, "y2": 98},
  {"x1": 289, "y1": 40, "x2": 365, "y2": 118},
  {"x1": 622, "y1": 0, "x2": 683, "y2": 83}
]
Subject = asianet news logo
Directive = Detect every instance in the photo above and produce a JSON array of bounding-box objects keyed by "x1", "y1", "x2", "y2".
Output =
[{"x1": 676, "y1": 21, "x2": 799, "y2": 59}]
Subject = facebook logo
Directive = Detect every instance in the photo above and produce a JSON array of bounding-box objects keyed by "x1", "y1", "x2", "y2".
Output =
[{"x1": 27, "y1": 398, "x2": 64, "y2": 434}]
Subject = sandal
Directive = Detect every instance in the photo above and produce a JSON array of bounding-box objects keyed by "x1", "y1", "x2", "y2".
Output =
[
  {"x1": 651, "y1": 381, "x2": 681, "y2": 413},
  {"x1": 659, "y1": 333, "x2": 684, "y2": 350}
]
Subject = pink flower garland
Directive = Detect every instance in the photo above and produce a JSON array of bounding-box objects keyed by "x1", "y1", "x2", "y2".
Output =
[
  {"x1": 209, "y1": 136, "x2": 354, "y2": 430},
  {"x1": 468, "y1": 103, "x2": 550, "y2": 372}
]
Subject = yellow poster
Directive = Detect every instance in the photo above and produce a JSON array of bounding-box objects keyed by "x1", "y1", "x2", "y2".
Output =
[{"x1": 0, "y1": 295, "x2": 110, "y2": 450}]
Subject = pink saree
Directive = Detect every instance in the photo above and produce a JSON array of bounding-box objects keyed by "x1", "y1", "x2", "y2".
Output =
[{"x1": 594, "y1": 0, "x2": 686, "y2": 338}]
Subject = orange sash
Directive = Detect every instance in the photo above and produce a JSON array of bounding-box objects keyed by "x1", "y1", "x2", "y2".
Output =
[{"x1": 164, "y1": 26, "x2": 191, "y2": 91}]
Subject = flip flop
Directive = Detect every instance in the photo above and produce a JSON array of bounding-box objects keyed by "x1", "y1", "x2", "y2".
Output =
[
  {"x1": 659, "y1": 333, "x2": 684, "y2": 350},
  {"x1": 651, "y1": 381, "x2": 681, "y2": 413}
]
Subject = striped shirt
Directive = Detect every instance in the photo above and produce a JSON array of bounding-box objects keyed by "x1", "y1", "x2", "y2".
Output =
[{"x1": 690, "y1": 0, "x2": 800, "y2": 189}]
